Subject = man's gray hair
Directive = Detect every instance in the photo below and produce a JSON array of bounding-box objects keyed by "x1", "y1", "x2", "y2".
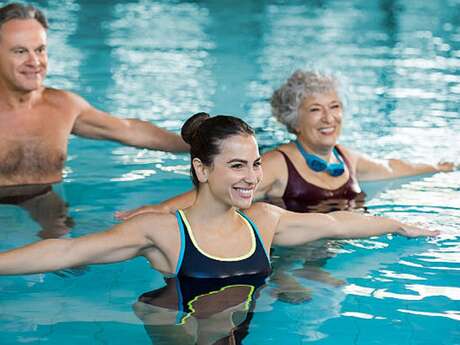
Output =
[{"x1": 0, "y1": 3, "x2": 48, "y2": 30}]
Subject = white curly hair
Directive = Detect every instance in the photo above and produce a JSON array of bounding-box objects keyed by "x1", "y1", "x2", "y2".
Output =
[{"x1": 271, "y1": 70, "x2": 341, "y2": 133}]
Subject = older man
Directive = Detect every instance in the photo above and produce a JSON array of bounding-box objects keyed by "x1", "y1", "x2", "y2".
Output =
[
  {"x1": 0, "y1": 3, "x2": 187, "y2": 237},
  {"x1": 0, "y1": 3, "x2": 188, "y2": 188}
]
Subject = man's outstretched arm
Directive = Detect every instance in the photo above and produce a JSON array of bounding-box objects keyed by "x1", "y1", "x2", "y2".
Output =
[{"x1": 71, "y1": 93, "x2": 189, "y2": 153}]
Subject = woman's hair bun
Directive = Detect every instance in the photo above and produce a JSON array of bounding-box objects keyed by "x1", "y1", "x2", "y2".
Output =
[{"x1": 181, "y1": 112, "x2": 210, "y2": 144}]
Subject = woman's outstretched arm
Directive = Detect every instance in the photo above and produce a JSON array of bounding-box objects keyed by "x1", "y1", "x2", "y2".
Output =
[
  {"x1": 0, "y1": 215, "x2": 154, "y2": 275},
  {"x1": 342, "y1": 146, "x2": 455, "y2": 181},
  {"x1": 267, "y1": 204, "x2": 439, "y2": 247}
]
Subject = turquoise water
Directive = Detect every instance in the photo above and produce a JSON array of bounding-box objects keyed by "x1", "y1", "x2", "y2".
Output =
[{"x1": 1, "y1": 0, "x2": 460, "y2": 344}]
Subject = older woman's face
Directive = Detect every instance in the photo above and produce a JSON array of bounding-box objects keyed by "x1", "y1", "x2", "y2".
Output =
[{"x1": 295, "y1": 91, "x2": 343, "y2": 151}]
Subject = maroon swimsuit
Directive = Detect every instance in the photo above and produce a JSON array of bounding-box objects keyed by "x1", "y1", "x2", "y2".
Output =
[{"x1": 276, "y1": 147, "x2": 365, "y2": 213}]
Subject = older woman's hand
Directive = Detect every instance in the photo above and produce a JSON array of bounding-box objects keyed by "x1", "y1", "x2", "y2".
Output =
[{"x1": 436, "y1": 161, "x2": 456, "y2": 172}]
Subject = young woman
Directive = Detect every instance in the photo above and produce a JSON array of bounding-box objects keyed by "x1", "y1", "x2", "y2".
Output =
[{"x1": 0, "y1": 113, "x2": 437, "y2": 278}]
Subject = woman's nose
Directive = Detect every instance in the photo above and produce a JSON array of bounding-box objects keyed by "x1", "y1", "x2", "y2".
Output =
[{"x1": 245, "y1": 167, "x2": 259, "y2": 184}]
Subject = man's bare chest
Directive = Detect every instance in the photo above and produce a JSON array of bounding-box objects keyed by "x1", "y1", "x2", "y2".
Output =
[
  {"x1": 0, "y1": 110, "x2": 74, "y2": 180},
  {"x1": 0, "y1": 136, "x2": 67, "y2": 177}
]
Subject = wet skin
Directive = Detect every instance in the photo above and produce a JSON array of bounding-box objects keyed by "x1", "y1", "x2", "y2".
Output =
[
  {"x1": 0, "y1": 19, "x2": 188, "y2": 187},
  {"x1": 0, "y1": 19, "x2": 73, "y2": 186}
]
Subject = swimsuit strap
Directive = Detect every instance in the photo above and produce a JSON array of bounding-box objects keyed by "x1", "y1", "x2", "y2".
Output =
[
  {"x1": 236, "y1": 210, "x2": 270, "y2": 260},
  {"x1": 175, "y1": 209, "x2": 271, "y2": 279},
  {"x1": 174, "y1": 210, "x2": 187, "y2": 275}
]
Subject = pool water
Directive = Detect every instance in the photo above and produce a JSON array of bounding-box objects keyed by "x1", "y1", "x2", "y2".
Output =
[{"x1": 1, "y1": 0, "x2": 459, "y2": 344}]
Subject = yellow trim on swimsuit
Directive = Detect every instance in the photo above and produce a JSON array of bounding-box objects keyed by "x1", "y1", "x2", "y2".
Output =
[
  {"x1": 178, "y1": 284, "x2": 255, "y2": 325},
  {"x1": 178, "y1": 209, "x2": 256, "y2": 262}
]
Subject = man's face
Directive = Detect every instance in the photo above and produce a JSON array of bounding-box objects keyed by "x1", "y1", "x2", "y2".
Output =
[{"x1": 0, "y1": 19, "x2": 48, "y2": 92}]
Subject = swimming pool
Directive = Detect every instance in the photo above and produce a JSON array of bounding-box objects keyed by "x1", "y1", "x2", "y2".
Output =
[{"x1": 1, "y1": 0, "x2": 459, "y2": 344}]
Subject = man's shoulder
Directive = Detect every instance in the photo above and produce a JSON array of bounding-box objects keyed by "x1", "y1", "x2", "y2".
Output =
[
  {"x1": 43, "y1": 87, "x2": 76, "y2": 100},
  {"x1": 42, "y1": 87, "x2": 87, "y2": 107}
]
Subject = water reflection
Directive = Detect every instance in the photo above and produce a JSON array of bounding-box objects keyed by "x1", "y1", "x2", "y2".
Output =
[
  {"x1": 0, "y1": 184, "x2": 73, "y2": 239},
  {"x1": 44, "y1": 0, "x2": 83, "y2": 90},
  {"x1": 268, "y1": 193, "x2": 366, "y2": 213},
  {"x1": 134, "y1": 274, "x2": 267, "y2": 345},
  {"x1": 107, "y1": 1, "x2": 214, "y2": 120}
]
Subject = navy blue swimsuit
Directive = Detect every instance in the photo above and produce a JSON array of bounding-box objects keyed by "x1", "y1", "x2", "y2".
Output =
[
  {"x1": 174, "y1": 209, "x2": 271, "y2": 279},
  {"x1": 138, "y1": 210, "x2": 271, "y2": 326}
]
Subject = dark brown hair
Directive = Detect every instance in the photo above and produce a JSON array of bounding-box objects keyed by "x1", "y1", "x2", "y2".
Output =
[{"x1": 181, "y1": 112, "x2": 255, "y2": 187}]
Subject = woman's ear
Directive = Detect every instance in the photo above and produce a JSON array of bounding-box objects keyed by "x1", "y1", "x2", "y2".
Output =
[
  {"x1": 292, "y1": 121, "x2": 301, "y2": 135},
  {"x1": 192, "y1": 158, "x2": 209, "y2": 183}
]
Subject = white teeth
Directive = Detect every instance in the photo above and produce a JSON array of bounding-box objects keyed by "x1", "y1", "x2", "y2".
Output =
[
  {"x1": 319, "y1": 127, "x2": 334, "y2": 134},
  {"x1": 23, "y1": 72, "x2": 41, "y2": 78},
  {"x1": 235, "y1": 188, "x2": 252, "y2": 195}
]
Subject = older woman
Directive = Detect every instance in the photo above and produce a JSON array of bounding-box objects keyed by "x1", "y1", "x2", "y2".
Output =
[
  {"x1": 118, "y1": 70, "x2": 454, "y2": 217},
  {"x1": 259, "y1": 70, "x2": 454, "y2": 211}
]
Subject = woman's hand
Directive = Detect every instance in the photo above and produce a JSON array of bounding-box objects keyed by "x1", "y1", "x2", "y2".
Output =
[
  {"x1": 116, "y1": 190, "x2": 198, "y2": 221},
  {"x1": 115, "y1": 205, "x2": 168, "y2": 221},
  {"x1": 436, "y1": 161, "x2": 455, "y2": 172},
  {"x1": 270, "y1": 205, "x2": 441, "y2": 247},
  {"x1": 352, "y1": 146, "x2": 456, "y2": 181},
  {"x1": 397, "y1": 224, "x2": 440, "y2": 238}
]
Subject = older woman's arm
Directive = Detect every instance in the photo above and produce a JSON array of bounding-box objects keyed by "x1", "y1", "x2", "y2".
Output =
[{"x1": 341, "y1": 146, "x2": 454, "y2": 181}]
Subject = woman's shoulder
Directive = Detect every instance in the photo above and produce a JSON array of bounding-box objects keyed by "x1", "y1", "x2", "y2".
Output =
[
  {"x1": 336, "y1": 144, "x2": 360, "y2": 168},
  {"x1": 263, "y1": 142, "x2": 294, "y2": 156},
  {"x1": 243, "y1": 202, "x2": 283, "y2": 240},
  {"x1": 245, "y1": 202, "x2": 283, "y2": 223},
  {"x1": 122, "y1": 212, "x2": 179, "y2": 238},
  {"x1": 262, "y1": 143, "x2": 295, "y2": 168},
  {"x1": 262, "y1": 147, "x2": 284, "y2": 161}
]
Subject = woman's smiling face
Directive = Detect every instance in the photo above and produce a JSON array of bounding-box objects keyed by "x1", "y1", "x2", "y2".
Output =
[
  {"x1": 204, "y1": 134, "x2": 262, "y2": 209},
  {"x1": 296, "y1": 91, "x2": 343, "y2": 152}
]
